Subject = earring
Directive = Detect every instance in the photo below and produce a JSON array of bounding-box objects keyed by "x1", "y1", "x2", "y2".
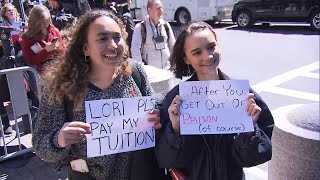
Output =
[{"x1": 84, "y1": 55, "x2": 90, "y2": 63}]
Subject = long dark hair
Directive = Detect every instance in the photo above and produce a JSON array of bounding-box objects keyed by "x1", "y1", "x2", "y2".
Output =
[{"x1": 169, "y1": 21, "x2": 217, "y2": 79}]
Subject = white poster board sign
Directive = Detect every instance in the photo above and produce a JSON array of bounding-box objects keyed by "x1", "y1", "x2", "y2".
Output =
[
  {"x1": 85, "y1": 96, "x2": 157, "y2": 158},
  {"x1": 179, "y1": 80, "x2": 254, "y2": 135}
]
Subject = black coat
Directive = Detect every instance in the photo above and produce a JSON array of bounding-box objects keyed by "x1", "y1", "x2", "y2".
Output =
[
  {"x1": 129, "y1": 148, "x2": 168, "y2": 180},
  {"x1": 155, "y1": 70, "x2": 274, "y2": 180}
]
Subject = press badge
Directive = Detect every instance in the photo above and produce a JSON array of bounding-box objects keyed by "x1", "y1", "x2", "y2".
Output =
[{"x1": 153, "y1": 35, "x2": 165, "y2": 50}]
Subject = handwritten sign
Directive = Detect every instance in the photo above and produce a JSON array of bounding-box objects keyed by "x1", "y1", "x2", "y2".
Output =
[
  {"x1": 85, "y1": 96, "x2": 157, "y2": 158},
  {"x1": 179, "y1": 80, "x2": 254, "y2": 135}
]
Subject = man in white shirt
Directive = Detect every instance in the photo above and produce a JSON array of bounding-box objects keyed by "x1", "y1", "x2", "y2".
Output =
[{"x1": 131, "y1": 0, "x2": 175, "y2": 69}]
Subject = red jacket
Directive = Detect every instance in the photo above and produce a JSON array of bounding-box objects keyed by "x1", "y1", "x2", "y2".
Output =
[{"x1": 19, "y1": 25, "x2": 64, "y2": 73}]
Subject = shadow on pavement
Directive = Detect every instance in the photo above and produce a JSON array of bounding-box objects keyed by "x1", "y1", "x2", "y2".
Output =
[
  {"x1": 0, "y1": 144, "x2": 30, "y2": 156},
  {"x1": 0, "y1": 150, "x2": 35, "y2": 168},
  {"x1": 208, "y1": 22, "x2": 236, "y2": 29},
  {"x1": 226, "y1": 24, "x2": 320, "y2": 35}
]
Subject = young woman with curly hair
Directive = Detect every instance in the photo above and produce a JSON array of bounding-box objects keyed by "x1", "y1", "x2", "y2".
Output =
[
  {"x1": 155, "y1": 21, "x2": 274, "y2": 179},
  {"x1": 32, "y1": 10, "x2": 166, "y2": 180}
]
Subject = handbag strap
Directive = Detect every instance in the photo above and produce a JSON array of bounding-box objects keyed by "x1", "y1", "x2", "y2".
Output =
[
  {"x1": 64, "y1": 95, "x2": 74, "y2": 122},
  {"x1": 169, "y1": 169, "x2": 186, "y2": 180}
]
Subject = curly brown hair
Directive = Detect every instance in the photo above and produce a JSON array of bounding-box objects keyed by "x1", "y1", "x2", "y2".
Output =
[
  {"x1": 169, "y1": 21, "x2": 217, "y2": 79},
  {"x1": 43, "y1": 10, "x2": 131, "y2": 109},
  {"x1": 0, "y1": 3, "x2": 20, "y2": 21}
]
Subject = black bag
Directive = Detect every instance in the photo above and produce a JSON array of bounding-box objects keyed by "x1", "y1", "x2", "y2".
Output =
[{"x1": 124, "y1": 14, "x2": 135, "y2": 56}]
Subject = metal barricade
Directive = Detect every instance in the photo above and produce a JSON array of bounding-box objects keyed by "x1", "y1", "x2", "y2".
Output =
[{"x1": 0, "y1": 66, "x2": 40, "y2": 161}]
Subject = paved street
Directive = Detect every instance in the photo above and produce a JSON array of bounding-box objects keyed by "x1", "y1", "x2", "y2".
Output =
[
  {"x1": 213, "y1": 23, "x2": 319, "y2": 180},
  {"x1": 1, "y1": 23, "x2": 319, "y2": 180}
]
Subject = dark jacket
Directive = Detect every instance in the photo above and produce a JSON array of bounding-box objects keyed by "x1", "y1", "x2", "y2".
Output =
[
  {"x1": 155, "y1": 69, "x2": 274, "y2": 180},
  {"x1": 49, "y1": 4, "x2": 75, "y2": 30},
  {"x1": 60, "y1": 0, "x2": 91, "y2": 17}
]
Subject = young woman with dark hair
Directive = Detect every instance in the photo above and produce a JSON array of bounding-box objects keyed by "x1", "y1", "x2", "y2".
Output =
[{"x1": 156, "y1": 21, "x2": 274, "y2": 180}]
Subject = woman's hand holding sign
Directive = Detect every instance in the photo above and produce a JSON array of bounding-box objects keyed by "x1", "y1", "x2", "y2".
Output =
[
  {"x1": 57, "y1": 121, "x2": 91, "y2": 148},
  {"x1": 246, "y1": 93, "x2": 261, "y2": 124},
  {"x1": 168, "y1": 95, "x2": 181, "y2": 134},
  {"x1": 167, "y1": 94, "x2": 261, "y2": 135},
  {"x1": 149, "y1": 108, "x2": 162, "y2": 129}
]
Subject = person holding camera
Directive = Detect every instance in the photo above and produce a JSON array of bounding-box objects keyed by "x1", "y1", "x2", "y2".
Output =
[
  {"x1": 131, "y1": 0, "x2": 175, "y2": 69},
  {"x1": 0, "y1": 3, "x2": 24, "y2": 47}
]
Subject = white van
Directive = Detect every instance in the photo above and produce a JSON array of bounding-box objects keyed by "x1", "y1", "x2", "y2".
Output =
[{"x1": 130, "y1": 0, "x2": 236, "y2": 24}]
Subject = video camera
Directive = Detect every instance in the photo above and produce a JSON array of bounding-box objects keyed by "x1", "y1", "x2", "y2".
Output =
[{"x1": 0, "y1": 24, "x2": 24, "y2": 41}]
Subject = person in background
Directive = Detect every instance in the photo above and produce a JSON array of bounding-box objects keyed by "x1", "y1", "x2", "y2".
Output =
[
  {"x1": 155, "y1": 21, "x2": 274, "y2": 179},
  {"x1": 0, "y1": 3, "x2": 24, "y2": 47},
  {"x1": 0, "y1": 3, "x2": 36, "y2": 136},
  {"x1": 19, "y1": 5, "x2": 64, "y2": 74},
  {"x1": 0, "y1": 0, "x2": 9, "y2": 8},
  {"x1": 131, "y1": 0, "x2": 175, "y2": 69},
  {"x1": 32, "y1": 10, "x2": 166, "y2": 180},
  {"x1": 50, "y1": 0, "x2": 91, "y2": 16},
  {"x1": 0, "y1": 78, "x2": 13, "y2": 135},
  {"x1": 46, "y1": 0, "x2": 76, "y2": 30},
  {"x1": 0, "y1": 3, "x2": 22, "y2": 136}
]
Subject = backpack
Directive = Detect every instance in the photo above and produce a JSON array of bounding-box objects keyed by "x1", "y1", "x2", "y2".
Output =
[
  {"x1": 140, "y1": 21, "x2": 170, "y2": 64},
  {"x1": 124, "y1": 14, "x2": 135, "y2": 56}
]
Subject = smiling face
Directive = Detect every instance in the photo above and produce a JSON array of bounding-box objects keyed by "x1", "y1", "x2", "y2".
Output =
[
  {"x1": 184, "y1": 28, "x2": 221, "y2": 80},
  {"x1": 83, "y1": 16, "x2": 125, "y2": 72}
]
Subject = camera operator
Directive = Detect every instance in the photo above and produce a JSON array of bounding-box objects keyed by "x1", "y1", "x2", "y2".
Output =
[{"x1": 0, "y1": 3, "x2": 25, "y2": 55}]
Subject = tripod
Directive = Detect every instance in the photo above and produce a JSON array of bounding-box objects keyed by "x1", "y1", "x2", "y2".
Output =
[{"x1": 0, "y1": 26, "x2": 20, "y2": 68}]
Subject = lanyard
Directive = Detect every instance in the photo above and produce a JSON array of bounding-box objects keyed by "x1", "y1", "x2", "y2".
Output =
[{"x1": 148, "y1": 19, "x2": 162, "y2": 37}]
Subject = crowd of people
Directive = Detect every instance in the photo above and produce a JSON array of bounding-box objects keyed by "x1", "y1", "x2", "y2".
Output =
[{"x1": 0, "y1": 0, "x2": 274, "y2": 180}]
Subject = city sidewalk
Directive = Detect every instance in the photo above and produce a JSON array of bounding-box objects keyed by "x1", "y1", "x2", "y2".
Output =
[
  {"x1": 1, "y1": 134, "x2": 268, "y2": 180},
  {"x1": 1, "y1": 151, "x2": 268, "y2": 180},
  {"x1": 0, "y1": 118, "x2": 67, "y2": 180},
  {"x1": 0, "y1": 151, "x2": 68, "y2": 180},
  {"x1": 0, "y1": 103, "x2": 67, "y2": 180}
]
